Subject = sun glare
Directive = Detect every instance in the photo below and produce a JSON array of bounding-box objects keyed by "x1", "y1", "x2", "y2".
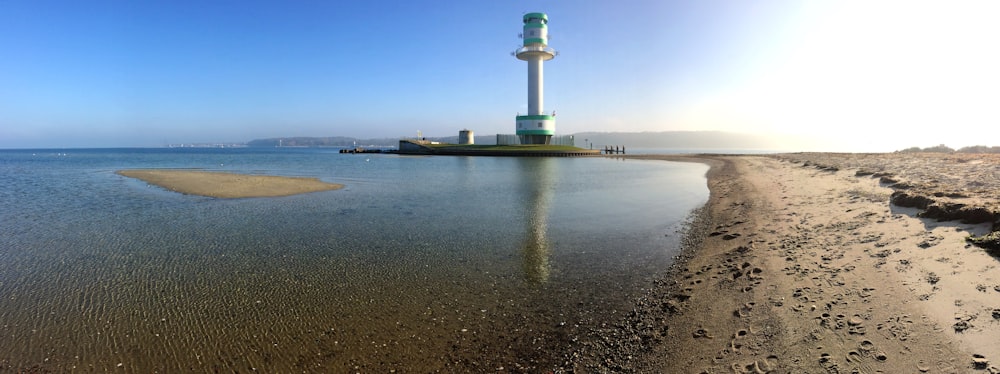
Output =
[{"x1": 678, "y1": 1, "x2": 1000, "y2": 151}]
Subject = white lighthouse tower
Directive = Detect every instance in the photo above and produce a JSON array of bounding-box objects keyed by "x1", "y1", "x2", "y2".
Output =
[{"x1": 515, "y1": 12, "x2": 557, "y2": 145}]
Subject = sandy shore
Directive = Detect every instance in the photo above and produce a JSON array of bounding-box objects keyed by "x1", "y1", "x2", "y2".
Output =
[
  {"x1": 575, "y1": 153, "x2": 1000, "y2": 373},
  {"x1": 116, "y1": 169, "x2": 343, "y2": 198}
]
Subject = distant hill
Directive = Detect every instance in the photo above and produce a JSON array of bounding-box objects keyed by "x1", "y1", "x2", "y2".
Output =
[
  {"x1": 247, "y1": 131, "x2": 815, "y2": 151},
  {"x1": 572, "y1": 131, "x2": 812, "y2": 151},
  {"x1": 247, "y1": 137, "x2": 396, "y2": 147},
  {"x1": 247, "y1": 135, "x2": 498, "y2": 147}
]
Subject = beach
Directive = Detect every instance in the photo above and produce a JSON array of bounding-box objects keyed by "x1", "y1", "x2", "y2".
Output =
[
  {"x1": 116, "y1": 169, "x2": 344, "y2": 198},
  {"x1": 599, "y1": 153, "x2": 1000, "y2": 373},
  {"x1": 5, "y1": 151, "x2": 1000, "y2": 371}
]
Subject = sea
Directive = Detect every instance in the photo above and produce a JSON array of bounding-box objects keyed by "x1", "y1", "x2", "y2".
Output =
[{"x1": 0, "y1": 147, "x2": 709, "y2": 371}]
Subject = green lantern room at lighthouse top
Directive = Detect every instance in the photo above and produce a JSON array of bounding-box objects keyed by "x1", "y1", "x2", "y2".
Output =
[
  {"x1": 522, "y1": 13, "x2": 550, "y2": 46},
  {"x1": 523, "y1": 13, "x2": 548, "y2": 24}
]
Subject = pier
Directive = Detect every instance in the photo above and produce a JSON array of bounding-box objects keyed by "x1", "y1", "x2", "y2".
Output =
[
  {"x1": 603, "y1": 145, "x2": 626, "y2": 155},
  {"x1": 339, "y1": 147, "x2": 391, "y2": 154}
]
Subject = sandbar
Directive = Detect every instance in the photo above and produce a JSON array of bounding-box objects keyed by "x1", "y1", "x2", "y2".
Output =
[{"x1": 116, "y1": 169, "x2": 343, "y2": 198}]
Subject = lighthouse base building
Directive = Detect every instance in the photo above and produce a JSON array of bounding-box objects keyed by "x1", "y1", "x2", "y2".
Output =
[{"x1": 516, "y1": 114, "x2": 556, "y2": 145}]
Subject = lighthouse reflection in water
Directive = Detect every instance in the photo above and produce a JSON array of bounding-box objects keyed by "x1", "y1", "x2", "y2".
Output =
[{"x1": 518, "y1": 158, "x2": 555, "y2": 284}]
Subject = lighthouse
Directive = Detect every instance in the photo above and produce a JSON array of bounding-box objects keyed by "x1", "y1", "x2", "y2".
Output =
[{"x1": 515, "y1": 13, "x2": 557, "y2": 145}]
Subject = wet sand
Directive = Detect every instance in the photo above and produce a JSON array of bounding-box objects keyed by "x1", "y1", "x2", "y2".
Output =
[
  {"x1": 116, "y1": 169, "x2": 343, "y2": 198},
  {"x1": 596, "y1": 153, "x2": 1000, "y2": 373}
]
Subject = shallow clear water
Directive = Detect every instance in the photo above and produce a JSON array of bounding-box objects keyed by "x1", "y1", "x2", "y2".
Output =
[{"x1": 0, "y1": 148, "x2": 708, "y2": 371}]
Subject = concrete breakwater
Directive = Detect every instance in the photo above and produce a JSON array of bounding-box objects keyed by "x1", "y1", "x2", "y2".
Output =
[{"x1": 397, "y1": 139, "x2": 602, "y2": 157}]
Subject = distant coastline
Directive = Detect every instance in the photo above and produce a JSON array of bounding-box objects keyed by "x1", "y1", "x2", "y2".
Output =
[
  {"x1": 243, "y1": 131, "x2": 817, "y2": 151},
  {"x1": 9, "y1": 131, "x2": 998, "y2": 152}
]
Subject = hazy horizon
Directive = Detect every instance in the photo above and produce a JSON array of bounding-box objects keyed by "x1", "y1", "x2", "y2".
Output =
[
  {"x1": 3, "y1": 1, "x2": 998, "y2": 151},
  {"x1": 1, "y1": 129, "x2": 984, "y2": 154}
]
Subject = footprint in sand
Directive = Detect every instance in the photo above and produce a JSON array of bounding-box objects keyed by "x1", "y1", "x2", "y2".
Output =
[
  {"x1": 936, "y1": 360, "x2": 958, "y2": 372},
  {"x1": 846, "y1": 350, "x2": 863, "y2": 363},
  {"x1": 847, "y1": 315, "x2": 866, "y2": 335},
  {"x1": 818, "y1": 352, "x2": 840, "y2": 373},
  {"x1": 730, "y1": 355, "x2": 779, "y2": 374},
  {"x1": 729, "y1": 329, "x2": 749, "y2": 351},
  {"x1": 842, "y1": 340, "x2": 887, "y2": 374},
  {"x1": 692, "y1": 327, "x2": 714, "y2": 339},
  {"x1": 734, "y1": 302, "x2": 755, "y2": 318},
  {"x1": 858, "y1": 340, "x2": 875, "y2": 352}
]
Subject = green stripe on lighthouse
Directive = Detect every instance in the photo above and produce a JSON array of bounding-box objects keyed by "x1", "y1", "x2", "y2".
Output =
[
  {"x1": 516, "y1": 129, "x2": 556, "y2": 136},
  {"x1": 516, "y1": 115, "x2": 555, "y2": 121}
]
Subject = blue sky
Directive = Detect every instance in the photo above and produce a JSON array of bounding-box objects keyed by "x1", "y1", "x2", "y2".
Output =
[{"x1": 2, "y1": 1, "x2": 998, "y2": 150}]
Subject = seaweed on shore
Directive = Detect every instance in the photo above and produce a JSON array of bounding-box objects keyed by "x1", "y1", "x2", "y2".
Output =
[
  {"x1": 891, "y1": 191, "x2": 997, "y2": 224},
  {"x1": 967, "y1": 230, "x2": 1000, "y2": 257},
  {"x1": 890, "y1": 191, "x2": 934, "y2": 210}
]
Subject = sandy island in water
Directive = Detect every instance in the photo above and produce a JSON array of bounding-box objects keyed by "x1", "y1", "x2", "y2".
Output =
[
  {"x1": 116, "y1": 169, "x2": 343, "y2": 198},
  {"x1": 563, "y1": 153, "x2": 1000, "y2": 373}
]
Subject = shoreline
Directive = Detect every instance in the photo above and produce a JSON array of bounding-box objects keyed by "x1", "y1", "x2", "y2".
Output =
[{"x1": 580, "y1": 154, "x2": 1000, "y2": 373}]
